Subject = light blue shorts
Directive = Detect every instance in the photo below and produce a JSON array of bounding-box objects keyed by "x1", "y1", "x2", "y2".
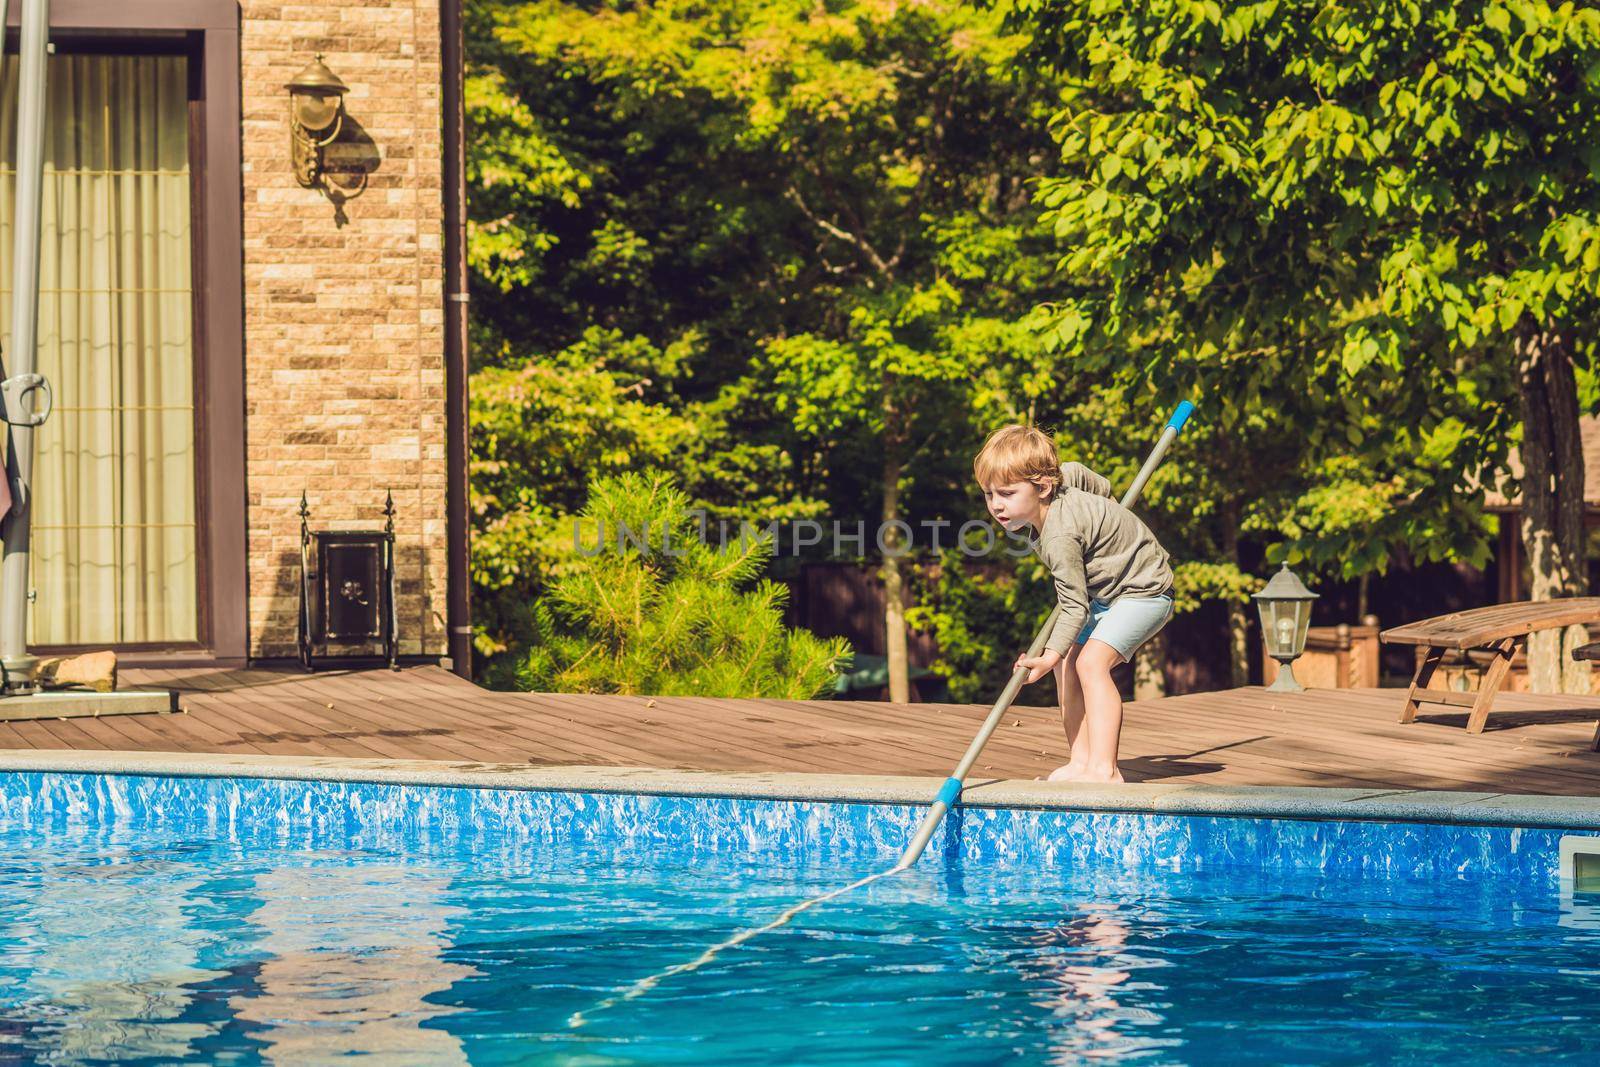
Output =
[{"x1": 1075, "y1": 594, "x2": 1175, "y2": 660}]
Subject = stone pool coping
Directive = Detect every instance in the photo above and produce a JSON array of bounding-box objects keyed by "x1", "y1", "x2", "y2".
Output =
[{"x1": 0, "y1": 748, "x2": 1597, "y2": 831}]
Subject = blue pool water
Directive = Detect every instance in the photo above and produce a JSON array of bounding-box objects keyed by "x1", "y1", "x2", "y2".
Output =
[{"x1": 0, "y1": 772, "x2": 1597, "y2": 1064}]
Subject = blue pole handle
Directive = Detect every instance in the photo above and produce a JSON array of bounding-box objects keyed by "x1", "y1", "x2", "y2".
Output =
[{"x1": 1166, "y1": 401, "x2": 1195, "y2": 433}]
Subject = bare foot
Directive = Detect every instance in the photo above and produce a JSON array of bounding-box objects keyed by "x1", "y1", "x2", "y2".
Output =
[
  {"x1": 1046, "y1": 763, "x2": 1086, "y2": 782},
  {"x1": 1073, "y1": 767, "x2": 1125, "y2": 784}
]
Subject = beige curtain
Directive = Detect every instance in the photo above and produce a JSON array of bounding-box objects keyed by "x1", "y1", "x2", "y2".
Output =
[{"x1": 0, "y1": 54, "x2": 198, "y2": 646}]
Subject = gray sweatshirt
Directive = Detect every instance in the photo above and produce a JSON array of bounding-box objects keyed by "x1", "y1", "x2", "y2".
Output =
[{"x1": 1029, "y1": 462, "x2": 1174, "y2": 655}]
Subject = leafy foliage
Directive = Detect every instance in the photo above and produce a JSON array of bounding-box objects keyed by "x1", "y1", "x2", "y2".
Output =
[
  {"x1": 469, "y1": 329, "x2": 700, "y2": 674},
  {"x1": 463, "y1": 0, "x2": 1600, "y2": 697},
  {"x1": 1171, "y1": 561, "x2": 1261, "y2": 616},
  {"x1": 906, "y1": 548, "x2": 1058, "y2": 706},
  {"x1": 467, "y1": 0, "x2": 1078, "y2": 686},
  {"x1": 1008, "y1": 0, "x2": 1600, "y2": 580},
  {"x1": 518, "y1": 472, "x2": 851, "y2": 698}
]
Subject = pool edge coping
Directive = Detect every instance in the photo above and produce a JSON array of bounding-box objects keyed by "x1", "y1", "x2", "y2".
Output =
[{"x1": 0, "y1": 749, "x2": 1598, "y2": 832}]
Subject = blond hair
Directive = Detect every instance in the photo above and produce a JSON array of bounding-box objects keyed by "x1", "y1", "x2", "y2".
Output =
[{"x1": 973, "y1": 425, "x2": 1061, "y2": 499}]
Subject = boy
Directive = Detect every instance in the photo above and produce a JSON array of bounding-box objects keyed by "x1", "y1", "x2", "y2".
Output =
[{"x1": 974, "y1": 425, "x2": 1174, "y2": 783}]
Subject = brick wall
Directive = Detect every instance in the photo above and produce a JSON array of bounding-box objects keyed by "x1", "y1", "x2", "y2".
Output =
[{"x1": 240, "y1": 2, "x2": 447, "y2": 658}]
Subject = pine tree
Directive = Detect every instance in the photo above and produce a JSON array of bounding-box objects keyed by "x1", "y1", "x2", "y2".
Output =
[{"x1": 518, "y1": 471, "x2": 851, "y2": 699}]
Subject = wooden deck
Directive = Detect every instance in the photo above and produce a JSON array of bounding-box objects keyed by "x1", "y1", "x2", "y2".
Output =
[{"x1": 0, "y1": 665, "x2": 1597, "y2": 796}]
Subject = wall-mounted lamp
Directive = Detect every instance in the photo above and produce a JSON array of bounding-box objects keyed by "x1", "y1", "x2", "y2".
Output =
[{"x1": 287, "y1": 54, "x2": 349, "y2": 188}]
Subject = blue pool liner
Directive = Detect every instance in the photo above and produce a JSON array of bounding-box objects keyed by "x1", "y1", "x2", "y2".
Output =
[{"x1": 0, "y1": 771, "x2": 1583, "y2": 889}]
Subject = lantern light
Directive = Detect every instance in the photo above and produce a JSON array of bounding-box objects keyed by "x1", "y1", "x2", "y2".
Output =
[{"x1": 1254, "y1": 563, "x2": 1319, "y2": 693}]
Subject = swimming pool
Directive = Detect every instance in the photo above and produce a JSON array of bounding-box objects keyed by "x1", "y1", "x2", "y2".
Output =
[{"x1": 0, "y1": 764, "x2": 1597, "y2": 1064}]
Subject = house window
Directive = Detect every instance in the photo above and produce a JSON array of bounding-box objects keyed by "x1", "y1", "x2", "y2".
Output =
[{"x1": 0, "y1": 53, "x2": 198, "y2": 645}]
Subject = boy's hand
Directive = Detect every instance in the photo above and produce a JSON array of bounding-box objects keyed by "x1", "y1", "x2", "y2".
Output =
[{"x1": 1014, "y1": 649, "x2": 1063, "y2": 684}]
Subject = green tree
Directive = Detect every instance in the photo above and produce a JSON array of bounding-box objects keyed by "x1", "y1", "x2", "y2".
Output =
[
  {"x1": 469, "y1": 0, "x2": 1069, "y2": 698},
  {"x1": 469, "y1": 328, "x2": 700, "y2": 681},
  {"x1": 907, "y1": 546, "x2": 1058, "y2": 705},
  {"x1": 730, "y1": 5, "x2": 1061, "y2": 703},
  {"x1": 1011, "y1": 0, "x2": 1600, "y2": 692},
  {"x1": 520, "y1": 471, "x2": 850, "y2": 698}
]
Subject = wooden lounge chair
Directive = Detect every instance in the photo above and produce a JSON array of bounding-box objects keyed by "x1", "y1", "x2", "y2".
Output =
[{"x1": 1380, "y1": 597, "x2": 1600, "y2": 736}]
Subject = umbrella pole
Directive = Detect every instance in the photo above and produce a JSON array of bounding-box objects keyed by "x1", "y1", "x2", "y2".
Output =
[{"x1": 0, "y1": 0, "x2": 53, "y2": 695}]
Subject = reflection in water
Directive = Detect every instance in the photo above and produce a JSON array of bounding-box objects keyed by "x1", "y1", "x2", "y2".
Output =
[
  {"x1": 0, "y1": 848, "x2": 225, "y2": 1061},
  {"x1": 232, "y1": 865, "x2": 476, "y2": 1066},
  {"x1": 1018, "y1": 904, "x2": 1172, "y2": 1063},
  {"x1": 1559, "y1": 892, "x2": 1600, "y2": 932}
]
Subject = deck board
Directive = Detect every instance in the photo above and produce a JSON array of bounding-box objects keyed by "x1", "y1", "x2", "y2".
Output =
[{"x1": 0, "y1": 665, "x2": 1592, "y2": 795}]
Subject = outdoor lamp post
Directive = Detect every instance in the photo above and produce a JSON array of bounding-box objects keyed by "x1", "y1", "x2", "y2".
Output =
[
  {"x1": 287, "y1": 55, "x2": 349, "y2": 188},
  {"x1": 1254, "y1": 563, "x2": 1319, "y2": 693}
]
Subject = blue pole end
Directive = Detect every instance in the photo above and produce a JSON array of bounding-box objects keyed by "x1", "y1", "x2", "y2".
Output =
[
  {"x1": 934, "y1": 776, "x2": 963, "y2": 807},
  {"x1": 1166, "y1": 401, "x2": 1195, "y2": 433}
]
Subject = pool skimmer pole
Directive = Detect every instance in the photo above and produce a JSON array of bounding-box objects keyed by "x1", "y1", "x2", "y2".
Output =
[
  {"x1": 571, "y1": 401, "x2": 1194, "y2": 1028},
  {"x1": 894, "y1": 400, "x2": 1195, "y2": 869}
]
